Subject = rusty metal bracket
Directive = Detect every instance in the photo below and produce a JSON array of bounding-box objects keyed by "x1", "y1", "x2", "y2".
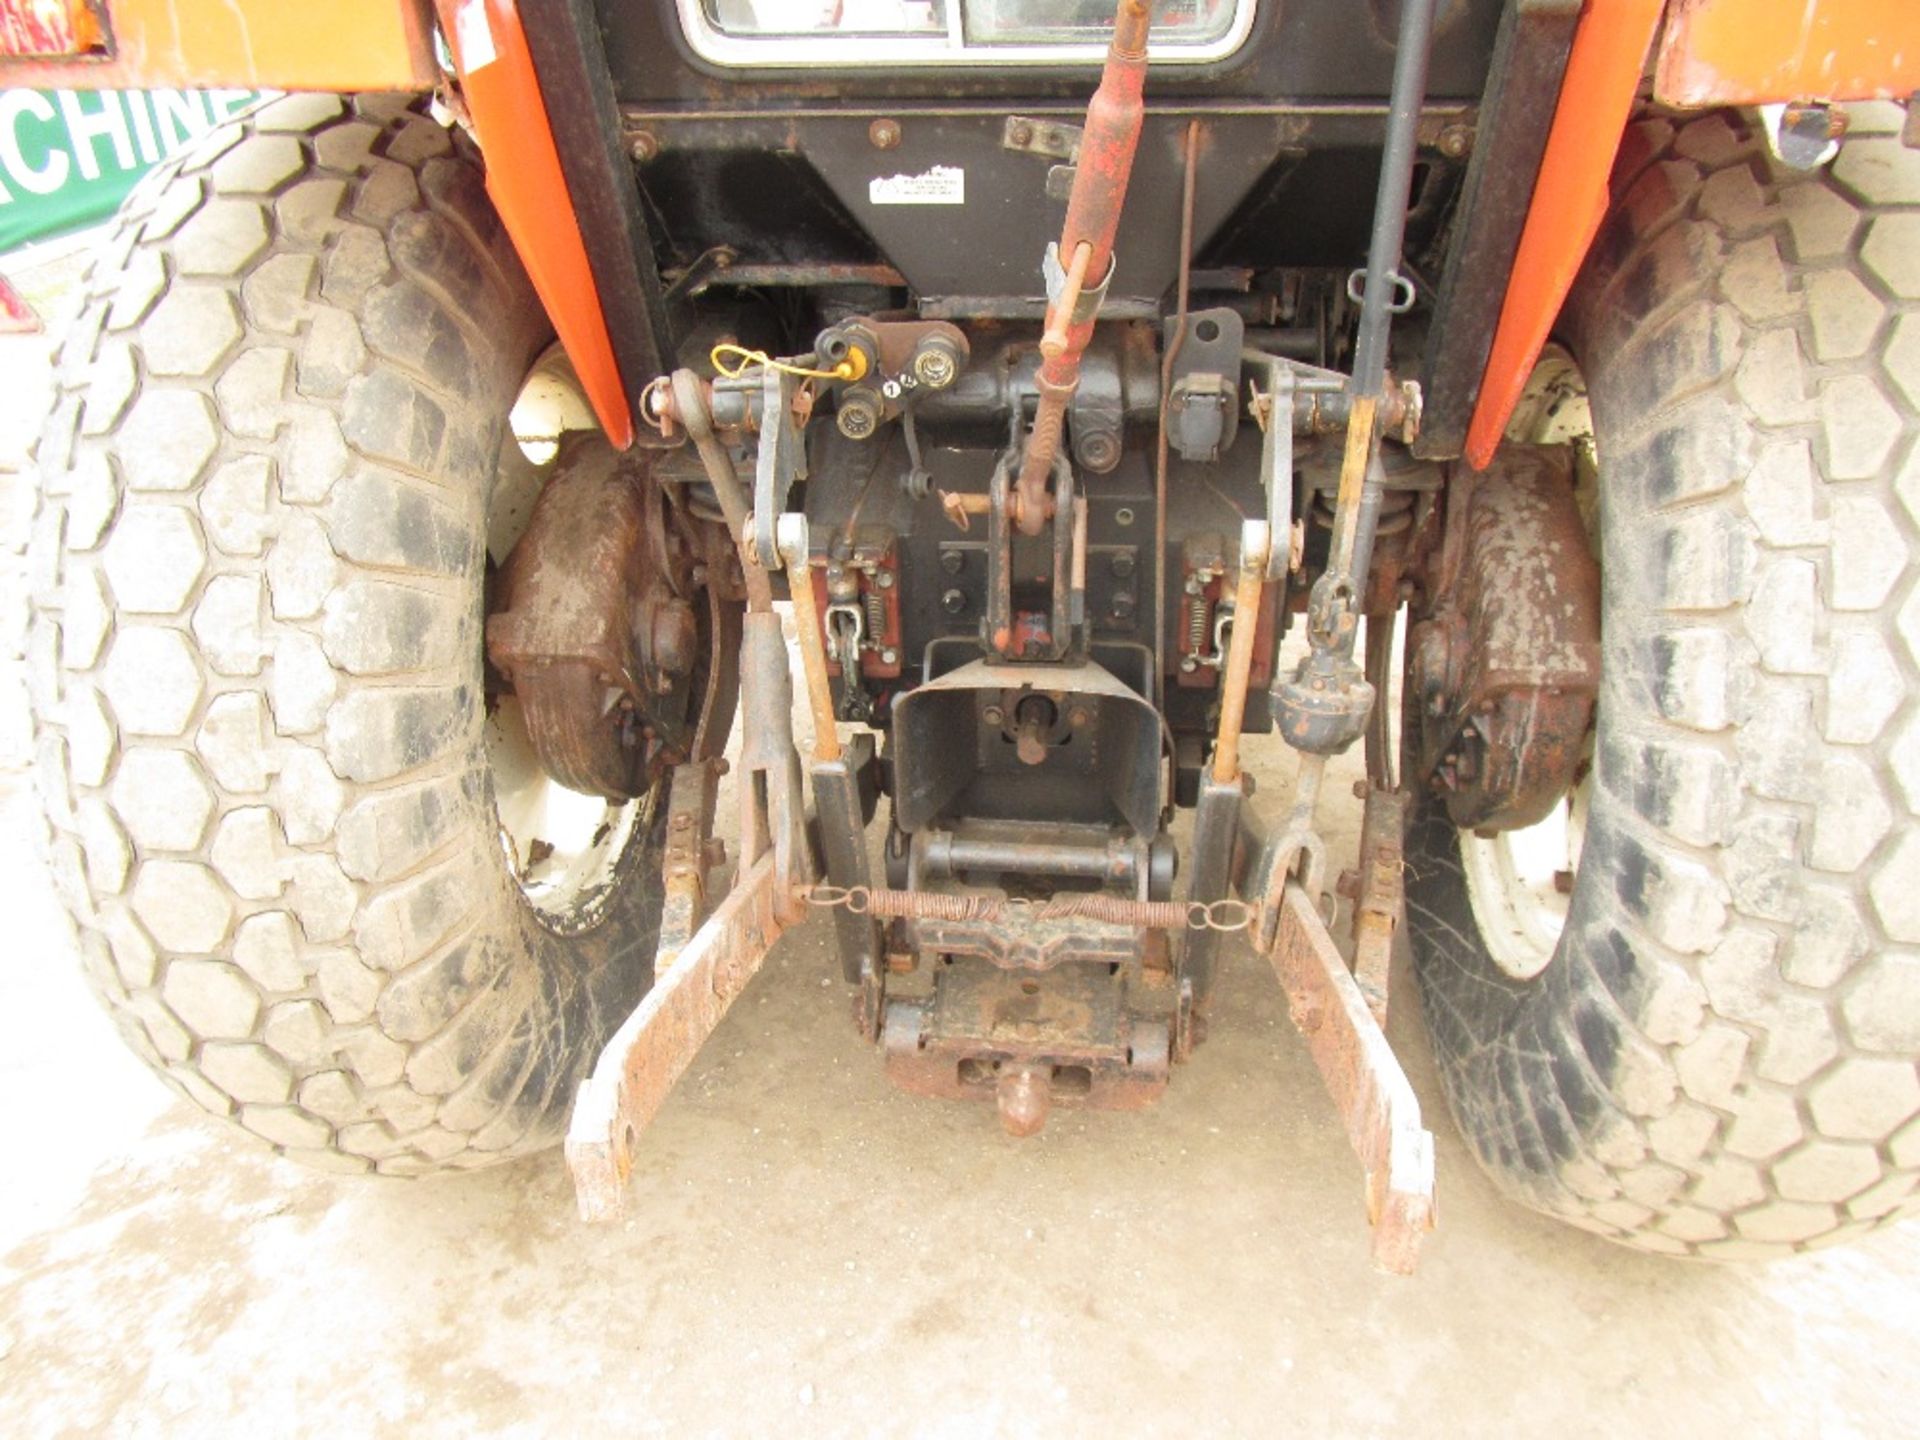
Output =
[
  {"x1": 655, "y1": 757, "x2": 726, "y2": 980},
  {"x1": 1269, "y1": 880, "x2": 1437, "y2": 1275},
  {"x1": 1349, "y1": 785, "x2": 1407, "y2": 1027},
  {"x1": 567, "y1": 848, "x2": 787, "y2": 1222},
  {"x1": 569, "y1": 534, "x2": 814, "y2": 1221}
]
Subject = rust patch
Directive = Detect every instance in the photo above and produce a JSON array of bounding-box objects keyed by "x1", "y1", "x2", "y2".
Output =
[
  {"x1": 1269, "y1": 883, "x2": 1437, "y2": 1275},
  {"x1": 1407, "y1": 446, "x2": 1599, "y2": 832}
]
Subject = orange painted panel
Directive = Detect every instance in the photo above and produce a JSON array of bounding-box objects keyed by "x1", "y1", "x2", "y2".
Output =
[
  {"x1": 443, "y1": 0, "x2": 633, "y2": 447},
  {"x1": 1656, "y1": 0, "x2": 1917, "y2": 105},
  {"x1": 1464, "y1": 0, "x2": 1665, "y2": 471},
  {"x1": 0, "y1": 0, "x2": 436, "y2": 91}
]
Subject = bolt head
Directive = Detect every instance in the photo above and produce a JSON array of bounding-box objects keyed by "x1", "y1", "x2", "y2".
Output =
[
  {"x1": 940, "y1": 550, "x2": 965, "y2": 574},
  {"x1": 629, "y1": 131, "x2": 660, "y2": 162},
  {"x1": 1179, "y1": 656, "x2": 1198, "y2": 673},
  {"x1": 1109, "y1": 552, "x2": 1134, "y2": 578},
  {"x1": 836, "y1": 397, "x2": 879, "y2": 439},
  {"x1": 876, "y1": 570, "x2": 894, "y2": 588},
  {"x1": 941, "y1": 587, "x2": 968, "y2": 614},
  {"x1": 913, "y1": 344, "x2": 959, "y2": 389},
  {"x1": 1076, "y1": 430, "x2": 1121, "y2": 472},
  {"x1": 880, "y1": 648, "x2": 898, "y2": 665},
  {"x1": 982, "y1": 705, "x2": 1005, "y2": 727},
  {"x1": 869, "y1": 118, "x2": 902, "y2": 149}
]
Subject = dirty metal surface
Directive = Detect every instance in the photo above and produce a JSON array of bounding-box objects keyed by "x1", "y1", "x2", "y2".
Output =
[
  {"x1": 736, "y1": 609, "x2": 812, "y2": 918},
  {"x1": 488, "y1": 438, "x2": 710, "y2": 798},
  {"x1": 915, "y1": 825, "x2": 1152, "y2": 885},
  {"x1": 906, "y1": 905, "x2": 1145, "y2": 973},
  {"x1": 891, "y1": 655, "x2": 1162, "y2": 838},
  {"x1": 1269, "y1": 882, "x2": 1436, "y2": 1275},
  {"x1": 567, "y1": 849, "x2": 786, "y2": 1223},
  {"x1": 881, "y1": 959, "x2": 1172, "y2": 1116},
  {"x1": 1179, "y1": 771, "x2": 1246, "y2": 1039},
  {"x1": 1349, "y1": 785, "x2": 1406, "y2": 1027},
  {"x1": 1406, "y1": 445, "x2": 1598, "y2": 831},
  {"x1": 811, "y1": 738, "x2": 885, "y2": 990},
  {"x1": 655, "y1": 758, "x2": 726, "y2": 981}
]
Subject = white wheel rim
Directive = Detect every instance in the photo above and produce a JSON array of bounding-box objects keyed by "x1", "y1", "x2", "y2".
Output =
[
  {"x1": 485, "y1": 345, "x2": 643, "y2": 929},
  {"x1": 1460, "y1": 770, "x2": 1590, "y2": 981}
]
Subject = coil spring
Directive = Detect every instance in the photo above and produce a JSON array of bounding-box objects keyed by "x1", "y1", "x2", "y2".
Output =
[
  {"x1": 861, "y1": 888, "x2": 997, "y2": 922},
  {"x1": 1185, "y1": 591, "x2": 1210, "y2": 652},
  {"x1": 865, "y1": 588, "x2": 887, "y2": 649}
]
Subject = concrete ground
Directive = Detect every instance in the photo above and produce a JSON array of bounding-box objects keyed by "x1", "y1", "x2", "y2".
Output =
[{"x1": 2, "y1": 248, "x2": 1918, "y2": 1440}]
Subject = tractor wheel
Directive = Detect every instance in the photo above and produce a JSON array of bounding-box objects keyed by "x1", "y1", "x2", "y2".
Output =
[
  {"x1": 27, "y1": 95, "x2": 672, "y2": 1175},
  {"x1": 1407, "y1": 106, "x2": 1920, "y2": 1256}
]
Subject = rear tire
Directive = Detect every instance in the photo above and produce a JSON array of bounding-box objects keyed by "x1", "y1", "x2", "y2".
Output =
[
  {"x1": 28, "y1": 95, "x2": 668, "y2": 1175},
  {"x1": 1408, "y1": 106, "x2": 1920, "y2": 1256}
]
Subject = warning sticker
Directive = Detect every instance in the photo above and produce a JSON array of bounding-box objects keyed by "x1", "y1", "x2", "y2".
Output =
[
  {"x1": 869, "y1": 166, "x2": 965, "y2": 206},
  {"x1": 454, "y1": 0, "x2": 498, "y2": 71}
]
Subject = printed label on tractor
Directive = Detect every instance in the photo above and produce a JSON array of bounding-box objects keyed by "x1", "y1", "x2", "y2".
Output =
[{"x1": 869, "y1": 165, "x2": 965, "y2": 205}]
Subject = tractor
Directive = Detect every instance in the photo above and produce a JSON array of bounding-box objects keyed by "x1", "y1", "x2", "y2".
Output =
[{"x1": 11, "y1": 0, "x2": 1920, "y2": 1269}]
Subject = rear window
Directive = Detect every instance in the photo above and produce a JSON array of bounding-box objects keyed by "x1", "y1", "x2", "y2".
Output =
[{"x1": 680, "y1": 0, "x2": 1254, "y2": 66}]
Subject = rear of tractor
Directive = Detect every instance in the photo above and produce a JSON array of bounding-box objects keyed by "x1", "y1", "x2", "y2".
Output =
[{"x1": 12, "y1": 0, "x2": 1920, "y2": 1270}]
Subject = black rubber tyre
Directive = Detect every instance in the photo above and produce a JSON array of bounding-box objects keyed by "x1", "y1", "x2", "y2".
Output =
[
  {"x1": 1408, "y1": 106, "x2": 1920, "y2": 1256},
  {"x1": 27, "y1": 95, "x2": 667, "y2": 1175}
]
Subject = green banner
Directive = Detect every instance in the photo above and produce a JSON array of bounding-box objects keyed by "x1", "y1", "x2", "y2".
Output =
[{"x1": 0, "y1": 87, "x2": 269, "y2": 254}]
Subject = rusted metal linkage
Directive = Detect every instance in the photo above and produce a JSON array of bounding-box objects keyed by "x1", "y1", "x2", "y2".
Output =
[
  {"x1": 1269, "y1": 881, "x2": 1436, "y2": 1275},
  {"x1": 567, "y1": 848, "x2": 787, "y2": 1222},
  {"x1": 1210, "y1": 521, "x2": 1273, "y2": 786},
  {"x1": 569, "y1": 588, "x2": 813, "y2": 1221},
  {"x1": 668, "y1": 368, "x2": 774, "y2": 612},
  {"x1": 1012, "y1": 0, "x2": 1151, "y2": 535},
  {"x1": 802, "y1": 883, "x2": 1252, "y2": 933},
  {"x1": 1156, "y1": 118, "x2": 1203, "y2": 706},
  {"x1": 1347, "y1": 784, "x2": 1406, "y2": 1027},
  {"x1": 655, "y1": 757, "x2": 727, "y2": 981},
  {"x1": 775, "y1": 515, "x2": 843, "y2": 764}
]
